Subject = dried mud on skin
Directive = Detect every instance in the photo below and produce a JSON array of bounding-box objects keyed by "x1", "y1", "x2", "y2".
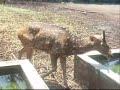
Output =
[{"x1": 0, "y1": 3, "x2": 120, "y2": 89}]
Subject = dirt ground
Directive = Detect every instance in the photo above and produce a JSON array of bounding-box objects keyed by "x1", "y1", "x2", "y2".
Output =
[
  {"x1": 25, "y1": 3, "x2": 120, "y2": 89},
  {"x1": 0, "y1": 2, "x2": 120, "y2": 89},
  {"x1": 48, "y1": 3, "x2": 120, "y2": 48}
]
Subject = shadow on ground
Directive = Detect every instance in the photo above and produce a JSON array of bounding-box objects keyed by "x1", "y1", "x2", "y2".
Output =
[{"x1": 45, "y1": 79, "x2": 65, "y2": 89}]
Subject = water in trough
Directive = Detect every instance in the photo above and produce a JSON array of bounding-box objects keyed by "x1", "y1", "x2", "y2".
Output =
[{"x1": 89, "y1": 53, "x2": 120, "y2": 74}]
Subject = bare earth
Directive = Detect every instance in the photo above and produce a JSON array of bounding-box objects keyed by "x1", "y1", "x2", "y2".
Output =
[
  {"x1": 55, "y1": 3, "x2": 120, "y2": 48},
  {"x1": 32, "y1": 3, "x2": 120, "y2": 89},
  {"x1": 0, "y1": 2, "x2": 120, "y2": 89}
]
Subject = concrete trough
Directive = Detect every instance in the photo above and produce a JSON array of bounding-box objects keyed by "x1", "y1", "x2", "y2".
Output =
[
  {"x1": 74, "y1": 49, "x2": 120, "y2": 89},
  {"x1": 0, "y1": 59, "x2": 49, "y2": 89}
]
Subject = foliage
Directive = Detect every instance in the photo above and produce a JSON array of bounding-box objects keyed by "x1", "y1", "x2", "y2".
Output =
[
  {"x1": 6, "y1": 82, "x2": 19, "y2": 89},
  {"x1": 0, "y1": 0, "x2": 5, "y2": 4},
  {"x1": 0, "y1": 81, "x2": 20, "y2": 89},
  {"x1": 111, "y1": 64, "x2": 120, "y2": 74}
]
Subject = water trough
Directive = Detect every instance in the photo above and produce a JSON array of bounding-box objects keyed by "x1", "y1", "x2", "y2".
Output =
[
  {"x1": 0, "y1": 59, "x2": 49, "y2": 89},
  {"x1": 74, "y1": 49, "x2": 120, "y2": 89}
]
